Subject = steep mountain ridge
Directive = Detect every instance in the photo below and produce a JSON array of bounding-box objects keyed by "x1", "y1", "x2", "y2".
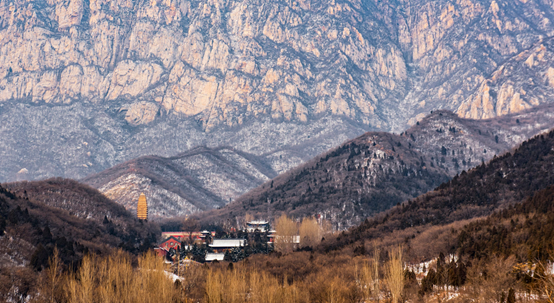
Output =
[
  {"x1": 83, "y1": 146, "x2": 278, "y2": 218},
  {"x1": 200, "y1": 105, "x2": 554, "y2": 227},
  {"x1": 402, "y1": 103, "x2": 554, "y2": 173},
  {"x1": 320, "y1": 127, "x2": 554, "y2": 259},
  {"x1": 3, "y1": 0, "x2": 554, "y2": 181}
]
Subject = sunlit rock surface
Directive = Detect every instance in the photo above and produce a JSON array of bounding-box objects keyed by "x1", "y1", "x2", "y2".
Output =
[{"x1": 2, "y1": 0, "x2": 554, "y2": 182}]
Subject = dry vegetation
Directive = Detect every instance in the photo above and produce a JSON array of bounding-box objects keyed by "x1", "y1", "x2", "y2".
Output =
[
  {"x1": 14, "y1": 242, "x2": 554, "y2": 303},
  {"x1": 26, "y1": 247, "x2": 409, "y2": 303},
  {"x1": 386, "y1": 247, "x2": 404, "y2": 303},
  {"x1": 6, "y1": 117, "x2": 554, "y2": 303},
  {"x1": 0, "y1": 180, "x2": 160, "y2": 302},
  {"x1": 274, "y1": 214, "x2": 298, "y2": 254},
  {"x1": 273, "y1": 214, "x2": 333, "y2": 253},
  {"x1": 32, "y1": 250, "x2": 183, "y2": 303},
  {"x1": 299, "y1": 217, "x2": 322, "y2": 249},
  {"x1": 322, "y1": 130, "x2": 554, "y2": 256}
]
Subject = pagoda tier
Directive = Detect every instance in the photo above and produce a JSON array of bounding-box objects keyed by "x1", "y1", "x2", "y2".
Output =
[{"x1": 137, "y1": 193, "x2": 148, "y2": 220}]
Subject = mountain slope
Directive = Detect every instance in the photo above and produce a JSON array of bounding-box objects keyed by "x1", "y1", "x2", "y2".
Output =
[
  {"x1": 3, "y1": 0, "x2": 554, "y2": 182},
  {"x1": 455, "y1": 184, "x2": 554, "y2": 261},
  {"x1": 0, "y1": 178, "x2": 160, "y2": 300},
  {"x1": 0, "y1": 178, "x2": 159, "y2": 268},
  {"x1": 403, "y1": 103, "x2": 554, "y2": 173},
  {"x1": 201, "y1": 105, "x2": 554, "y2": 227},
  {"x1": 320, "y1": 128, "x2": 554, "y2": 258},
  {"x1": 83, "y1": 146, "x2": 277, "y2": 218}
]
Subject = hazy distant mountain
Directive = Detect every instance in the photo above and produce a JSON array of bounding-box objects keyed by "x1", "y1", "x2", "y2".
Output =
[
  {"x1": 201, "y1": 105, "x2": 554, "y2": 228},
  {"x1": 83, "y1": 146, "x2": 278, "y2": 218},
  {"x1": 3, "y1": 0, "x2": 554, "y2": 183}
]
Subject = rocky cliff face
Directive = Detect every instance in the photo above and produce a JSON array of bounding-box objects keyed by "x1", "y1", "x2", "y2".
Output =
[
  {"x1": 200, "y1": 105, "x2": 554, "y2": 228},
  {"x1": 2, "y1": 0, "x2": 554, "y2": 182},
  {"x1": 83, "y1": 146, "x2": 278, "y2": 218}
]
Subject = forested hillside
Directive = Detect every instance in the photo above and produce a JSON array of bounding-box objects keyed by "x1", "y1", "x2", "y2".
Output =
[
  {"x1": 5, "y1": 178, "x2": 142, "y2": 227},
  {"x1": 321, "y1": 128, "x2": 554, "y2": 260},
  {"x1": 456, "y1": 184, "x2": 554, "y2": 261},
  {"x1": 200, "y1": 106, "x2": 554, "y2": 228},
  {"x1": 0, "y1": 179, "x2": 159, "y2": 300},
  {"x1": 207, "y1": 128, "x2": 554, "y2": 302}
]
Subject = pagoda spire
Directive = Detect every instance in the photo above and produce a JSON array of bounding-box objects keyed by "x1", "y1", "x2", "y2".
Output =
[{"x1": 137, "y1": 193, "x2": 148, "y2": 220}]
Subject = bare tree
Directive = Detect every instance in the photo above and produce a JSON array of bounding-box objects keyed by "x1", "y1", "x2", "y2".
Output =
[
  {"x1": 386, "y1": 246, "x2": 404, "y2": 303},
  {"x1": 274, "y1": 214, "x2": 297, "y2": 254},
  {"x1": 299, "y1": 217, "x2": 320, "y2": 248},
  {"x1": 374, "y1": 248, "x2": 380, "y2": 302},
  {"x1": 359, "y1": 259, "x2": 374, "y2": 302},
  {"x1": 182, "y1": 217, "x2": 200, "y2": 244},
  {"x1": 38, "y1": 247, "x2": 63, "y2": 303},
  {"x1": 537, "y1": 260, "x2": 554, "y2": 303},
  {"x1": 321, "y1": 219, "x2": 333, "y2": 238},
  {"x1": 463, "y1": 256, "x2": 517, "y2": 302},
  {"x1": 182, "y1": 217, "x2": 200, "y2": 232},
  {"x1": 358, "y1": 248, "x2": 381, "y2": 302}
]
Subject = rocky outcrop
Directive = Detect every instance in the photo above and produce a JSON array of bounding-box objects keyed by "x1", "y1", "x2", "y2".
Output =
[
  {"x1": 2, "y1": 0, "x2": 554, "y2": 182},
  {"x1": 457, "y1": 38, "x2": 554, "y2": 119},
  {"x1": 122, "y1": 101, "x2": 159, "y2": 126}
]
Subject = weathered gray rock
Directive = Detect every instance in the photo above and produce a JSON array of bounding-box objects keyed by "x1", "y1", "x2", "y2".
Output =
[{"x1": 2, "y1": 0, "x2": 554, "y2": 185}]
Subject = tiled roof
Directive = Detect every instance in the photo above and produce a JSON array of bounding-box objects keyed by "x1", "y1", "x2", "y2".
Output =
[
  {"x1": 205, "y1": 253, "x2": 225, "y2": 261},
  {"x1": 247, "y1": 220, "x2": 268, "y2": 225},
  {"x1": 160, "y1": 236, "x2": 181, "y2": 244},
  {"x1": 209, "y1": 239, "x2": 246, "y2": 248}
]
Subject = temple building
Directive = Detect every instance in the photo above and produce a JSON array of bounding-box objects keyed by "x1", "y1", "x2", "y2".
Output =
[
  {"x1": 161, "y1": 230, "x2": 215, "y2": 244},
  {"x1": 137, "y1": 193, "x2": 148, "y2": 220},
  {"x1": 246, "y1": 220, "x2": 269, "y2": 232},
  {"x1": 208, "y1": 239, "x2": 246, "y2": 253}
]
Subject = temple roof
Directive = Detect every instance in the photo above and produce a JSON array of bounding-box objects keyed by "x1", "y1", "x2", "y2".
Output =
[{"x1": 209, "y1": 239, "x2": 246, "y2": 248}]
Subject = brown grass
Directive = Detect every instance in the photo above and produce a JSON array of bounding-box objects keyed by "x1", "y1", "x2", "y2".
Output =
[{"x1": 204, "y1": 265, "x2": 309, "y2": 303}]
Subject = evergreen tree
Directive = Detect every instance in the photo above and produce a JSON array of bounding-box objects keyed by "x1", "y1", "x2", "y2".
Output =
[
  {"x1": 43, "y1": 226, "x2": 53, "y2": 243},
  {"x1": 507, "y1": 288, "x2": 515, "y2": 303},
  {"x1": 0, "y1": 215, "x2": 5, "y2": 235},
  {"x1": 30, "y1": 244, "x2": 49, "y2": 271},
  {"x1": 7, "y1": 207, "x2": 19, "y2": 224}
]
